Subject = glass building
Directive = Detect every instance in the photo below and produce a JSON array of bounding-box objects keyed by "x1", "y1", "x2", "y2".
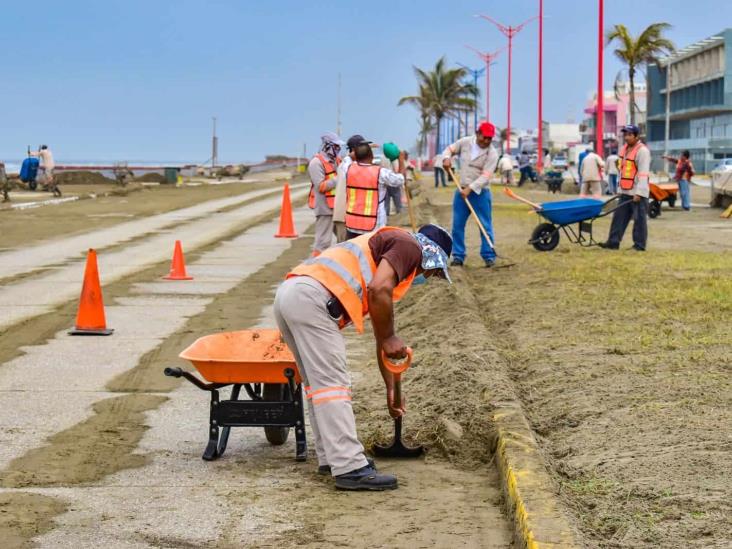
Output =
[{"x1": 646, "y1": 29, "x2": 732, "y2": 173}]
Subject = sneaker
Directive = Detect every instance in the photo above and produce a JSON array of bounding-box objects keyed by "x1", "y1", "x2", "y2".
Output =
[
  {"x1": 598, "y1": 242, "x2": 619, "y2": 250},
  {"x1": 451, "y1": 258, "x2": 464, "y2": 267},
  {"x1": 484, "y1": 259, "x2": 496, "y2": 268},
  {"x1": 334, "y1": 465, "x2": 397, "y2": 491},
  {"x1": 318, "y1": 458, "x2": 375, "y2": 476}
]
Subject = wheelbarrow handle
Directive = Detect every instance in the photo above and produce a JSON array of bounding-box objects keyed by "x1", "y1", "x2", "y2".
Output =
[
  {"x1": 381, "y1": 347, "x2": 413, "y2": 375},
  {"x1": 163, "y1": 367, "x2": 227, "y2": 391}
]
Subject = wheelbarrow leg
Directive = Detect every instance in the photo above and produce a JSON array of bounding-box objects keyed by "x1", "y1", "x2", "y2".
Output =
[
  {"x1": 217, "y1": 384, "x2": 241, "y2": 457},
  {"x1": 293, "y1": 384, "x2": 308, "y2": 461},
  {"x1": 203, "y1": 389, "x2": 221, "y2": 461}
]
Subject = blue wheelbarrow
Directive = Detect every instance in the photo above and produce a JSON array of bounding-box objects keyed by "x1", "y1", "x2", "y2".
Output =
[{"x1": 504, "y1": 188, "x2": 629, "y2": 251}]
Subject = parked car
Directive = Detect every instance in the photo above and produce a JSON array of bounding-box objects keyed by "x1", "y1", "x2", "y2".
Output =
[{"x1": 712, "y1": 158, "x2": 732, "y2": 173}]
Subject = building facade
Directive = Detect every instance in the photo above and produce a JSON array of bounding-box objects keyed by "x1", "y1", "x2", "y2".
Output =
[
  {"x1": 647, "y1": 29, "x2": 732, "y2": 173},
  {"x1": 581, "y1": 82, "x2": 647, "y2": 156}
]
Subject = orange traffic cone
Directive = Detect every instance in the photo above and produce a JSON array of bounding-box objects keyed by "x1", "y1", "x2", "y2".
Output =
[
  {"x1": 69, "y1": 249, "x2": 114, "y2": 336},
  {"x1": 275, "y1": 183, "x2": 298, "y2": 238},
  {"x1": 163, "y1": 240, "x2": 193, "y2": 280}
]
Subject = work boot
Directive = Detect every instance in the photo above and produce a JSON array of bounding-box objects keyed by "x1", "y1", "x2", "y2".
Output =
[
  {"x1": 334, "y1": 465, "x2": 397, "y2": 491},
  {"x1": 450, "y1": 258, "x2": 464, "y2": 267},
  {"x1": 631, "y1": 244, "x2": 645, "y2": 252},
  {"x1": 598, "y1": 242, "x2": 619, "y2": 250},
  {"x1": 319, "y1": 458, "x2": 374, "y2": 476}
]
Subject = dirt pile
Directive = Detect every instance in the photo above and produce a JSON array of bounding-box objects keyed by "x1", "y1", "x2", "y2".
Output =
[
  {"x1": 352, "y1": 270, "x2": 518, "y2": 467},
  {"x1": 55, "y1": 171, "x2": 116, "y2": 185},
  {"x1": 134, "y1": 173, "x2": 167, "y2": 184}
]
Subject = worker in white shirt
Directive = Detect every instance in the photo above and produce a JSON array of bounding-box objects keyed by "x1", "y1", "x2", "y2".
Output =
[
  {"x1": 441, "y1": 121, "x2": 500, "y2": 268},
  {"x1": 31, "y1": 145, "x2": 60, "y2": 197},
  {"x1": 579, "y1": 150, "x2": 605, "y2": 197},
  {"x1": 605, "y1": 150, "x2": 620, "y2": 194},
  {"x1": 497, "y1": 154, "x2": 514, "y2": 185}
]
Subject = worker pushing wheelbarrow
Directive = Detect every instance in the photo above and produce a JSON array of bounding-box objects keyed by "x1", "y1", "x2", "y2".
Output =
[{"x1": 504, "y1": 187, "x2": 631, "y2": 251}]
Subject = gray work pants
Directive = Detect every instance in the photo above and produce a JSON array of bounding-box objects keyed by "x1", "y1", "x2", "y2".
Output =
[
  {"x1": 607, "y1": 195, "x2": 648, "y2": 250},
  {"x1": 385, "y1": 186, "x2": 402, "y2": 215},
  {"x1": 273, "y1": 276, "x2": 368, "y2": 476},
  {"x1": 313, "y1": 214, "x2": 333, "y2": 253}
]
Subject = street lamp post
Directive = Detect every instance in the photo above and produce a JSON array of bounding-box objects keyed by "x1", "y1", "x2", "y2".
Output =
[
  {"x1": 477, "y1": 14, "x2": 538, "y2": 155},
  {"x1": 457, "y1": 63, "x2": 486, "y2": 133},
  {"x1": 537, "y1": 0, "x2": 544, "y2": 173},
  {"x1": 596, "y1": 0, "x2": 604, "y2": 157},
  {"x1": 465, "y1": 46, "x2": 504, "y2": 124}
]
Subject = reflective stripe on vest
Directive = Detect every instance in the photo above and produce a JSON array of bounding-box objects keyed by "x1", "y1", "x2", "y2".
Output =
[
  {"x1": 345, "y1": 163, "x2": 381, "y2": 232},
  {"x1": 308, "y1": 153, "x2": 339, "y2": 209},
  {"x1": 287, "y1": 227, "x2": 416, "y2": 333},
  {"x1": 618, "y1": 143, "x2": 643, "y2": 191}
]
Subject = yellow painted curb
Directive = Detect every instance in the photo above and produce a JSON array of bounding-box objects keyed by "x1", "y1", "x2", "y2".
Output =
[{"x1": 492, "y1": 405, "x2": 581, "y2": 548}]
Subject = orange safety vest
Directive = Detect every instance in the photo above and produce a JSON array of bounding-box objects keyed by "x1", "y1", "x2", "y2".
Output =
[
  {"x1": 618, "y1": 142, "x2": 646, "y2": 191},
  {"x1": 308, "y1": 153, "x2": 339, "y2": 209},
  {"x1": 287, "y1": 227, "x2": 417, "y2": 333},
  {"x1": 344, "y1": 163, "x2": 382, "y2": 232}
]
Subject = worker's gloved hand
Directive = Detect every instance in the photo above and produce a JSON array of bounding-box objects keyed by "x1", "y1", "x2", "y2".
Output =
[
  {"x1": 382, "y1": 335, "x2": 407, "y2": 360},
  {"x1": 385, "y1": 377, "x2": 406, "y2": 419}
]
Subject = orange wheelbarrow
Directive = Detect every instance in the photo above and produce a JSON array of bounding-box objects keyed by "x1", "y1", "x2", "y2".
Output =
[
  {"x1": 649, "y1": 182, "x2": 678, "y2": 218},
  {"x1": 164, "y1": 329, "x2": 306, "y2": 462}
]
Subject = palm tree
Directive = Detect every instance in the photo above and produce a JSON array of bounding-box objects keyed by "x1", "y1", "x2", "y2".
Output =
[
  {"x1": 398, "y1": 57, "x2": 477, "y2": 153},
  {"x1": 606, "y1": 23, "x2": 675, "y2": 125}
]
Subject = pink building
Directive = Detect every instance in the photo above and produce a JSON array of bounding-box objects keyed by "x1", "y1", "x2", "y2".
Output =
[{"x1": 582, "y1": 82, "x2": 647, "y2": 155}]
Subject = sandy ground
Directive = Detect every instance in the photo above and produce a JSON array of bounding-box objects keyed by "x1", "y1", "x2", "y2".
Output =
[
  {"x1": 0, "y1": 182, "x2": 514, "y2": 547},
  {"x1": 423, "y1": 179, "x2": 731, "y2": 548}
]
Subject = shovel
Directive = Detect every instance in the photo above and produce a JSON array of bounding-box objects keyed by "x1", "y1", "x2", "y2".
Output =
[{"x1": 373, "y1": 348, "x2": 424, "y2": 458}]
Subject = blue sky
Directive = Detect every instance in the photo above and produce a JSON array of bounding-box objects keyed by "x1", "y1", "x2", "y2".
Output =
[{"x1": 1, "y1": 0, "x2": 730, "y2": 163}]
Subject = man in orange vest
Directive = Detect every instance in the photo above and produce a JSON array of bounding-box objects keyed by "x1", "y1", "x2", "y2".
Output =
[
  {"x1": 599, "y1": 125, "x2": 651, "y2": 251},
  {"x1": 308, "y1": 132, "x2": 345, "y2": 256},
  {"x1": 343, "y1": 137, "x2": 405, "y2": 239},
  {"x1": 273, "y1": 224, "x2": 452, "y2": 490}
]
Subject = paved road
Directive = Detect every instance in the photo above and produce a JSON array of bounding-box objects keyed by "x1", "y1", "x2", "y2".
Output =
[{"x1": 0, "y1": 186, "x2": 309, "y2": 332}]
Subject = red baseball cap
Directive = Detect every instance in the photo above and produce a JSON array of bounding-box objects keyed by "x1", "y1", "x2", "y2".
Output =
[{"x1": 477, "y1": 121, "x2": 496, "y2": 138}]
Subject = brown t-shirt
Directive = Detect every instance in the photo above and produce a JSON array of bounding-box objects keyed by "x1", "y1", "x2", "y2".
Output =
[{"x1": 368, "y1": 230, "x2": 422, "y2": 282}]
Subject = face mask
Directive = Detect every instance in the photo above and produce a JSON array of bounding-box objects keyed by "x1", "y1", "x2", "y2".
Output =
[{"x1": 412, "y1": 274, "x2": 427, "y2": 285}]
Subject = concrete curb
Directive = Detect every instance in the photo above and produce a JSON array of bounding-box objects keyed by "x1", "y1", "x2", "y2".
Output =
[{"x1": 492, "y1": 404, "x2": 581, "y2": 549}]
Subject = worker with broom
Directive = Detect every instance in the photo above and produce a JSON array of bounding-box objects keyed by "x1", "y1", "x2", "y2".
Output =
[
  {"x1": 274, "y1": 224, "x2": 452, "y2": 491},
  {"x1": 308, "y1": 132, "x2": 345, "y2": 256},
  {"x1": 441, "y1": 121, "x2": 500, "y2": 268}
]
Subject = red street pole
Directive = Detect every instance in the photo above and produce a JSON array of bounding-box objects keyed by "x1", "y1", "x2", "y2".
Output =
[
  {"x1": 596, "y1": 0, "x2": 604, "y2": 156},
  {"x1": 507, "y1": 31, "x2": 513, "y2": 154},
  {"x1": 477, "y1": 14, "x2": 537, "y2": 156},
  {"x1": 485, "y1": 58, "x2": 490, "y2": 120},
  {"x1": 466, "y1": 45, "x2": 504, "y2": 125},
  {"x1": 537, "y1": 0, "x2": 544, "y2": 172}
]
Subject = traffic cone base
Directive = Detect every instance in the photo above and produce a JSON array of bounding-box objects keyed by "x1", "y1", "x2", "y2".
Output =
[
  {"x1": 275, "y1": 183, "x2": 298, "y2": 238},
  {"x1": 69, "y1": 249, "x2": 113, "y2": 336},
  {"x1": 163, "y1": 240, "x2": 193, "y2": 280}
]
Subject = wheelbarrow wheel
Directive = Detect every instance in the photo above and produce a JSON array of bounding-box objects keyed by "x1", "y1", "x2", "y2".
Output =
[
  {"x1": 262, "y1": 384, "x2": 290, "y2": 445},
  {"x1": 649, "y1": 200, "x2": 661, "y2": 218},
  {"x1": 531, "y1": 223, "x2": 560, "y2": 251}
]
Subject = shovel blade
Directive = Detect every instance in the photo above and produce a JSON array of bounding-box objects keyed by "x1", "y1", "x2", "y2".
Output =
[{"x1": 372, "y1": 416, "x2": 424, "y2": 458}]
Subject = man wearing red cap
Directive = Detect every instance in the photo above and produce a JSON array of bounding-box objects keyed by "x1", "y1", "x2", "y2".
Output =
[{"x1": 442, "y1": 121, "x2": 499, "y2": 267}]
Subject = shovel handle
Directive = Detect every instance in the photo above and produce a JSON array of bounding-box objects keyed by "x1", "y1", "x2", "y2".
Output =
[
  {"x1": 503, "y1": 186, "x2": 542, "y2": 210},
  {"x1": 446, "y1": 166, "x2": 496, "y2": 250},
  {"x1": 381, "y1": 347, "x2": 413, "y2": 374}
]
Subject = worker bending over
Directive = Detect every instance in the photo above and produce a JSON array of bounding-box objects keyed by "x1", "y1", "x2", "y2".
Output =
[
  {"x1": 274, "y1": 224, "x2": 452, "y2": 490},
  {"x1": 308, "y1": 132, "x2": 344, "y2": 256},
  {"x1": 442, "y1": 121, "x2": 499, "y2": 268},
  {"x1": 343, "y1": 137, "x2": 405, "y2": 239},
  {"x1": 31, "y1": 145, "x2": 60, "y2": 197}
]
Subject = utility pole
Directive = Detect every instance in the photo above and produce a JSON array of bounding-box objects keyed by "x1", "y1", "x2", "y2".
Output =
[
  {"x1": 537, "y1": 0, "x2": 544, "y2": 172},
  {"x1": 457, "y1": 62, "x2": 486, "y2": 133},
  {"x1": 596, "y1": 0, "x2": 604, "y2": 157},
  {"x1": 477, "y1": 14, "x2": 538, "y2": 155},
  {"x1": 664, "y1": 60, "x2": 672, "y2": 162},
  {"x1": 466, "y1": 45, "x2": 504, "y2": 123},
  {"x1": 336, "y1": 72, "x2": 342, "y2": 135},
  {"x1": 211, "y1": 116, "x2": 218, "y2": 168}
]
